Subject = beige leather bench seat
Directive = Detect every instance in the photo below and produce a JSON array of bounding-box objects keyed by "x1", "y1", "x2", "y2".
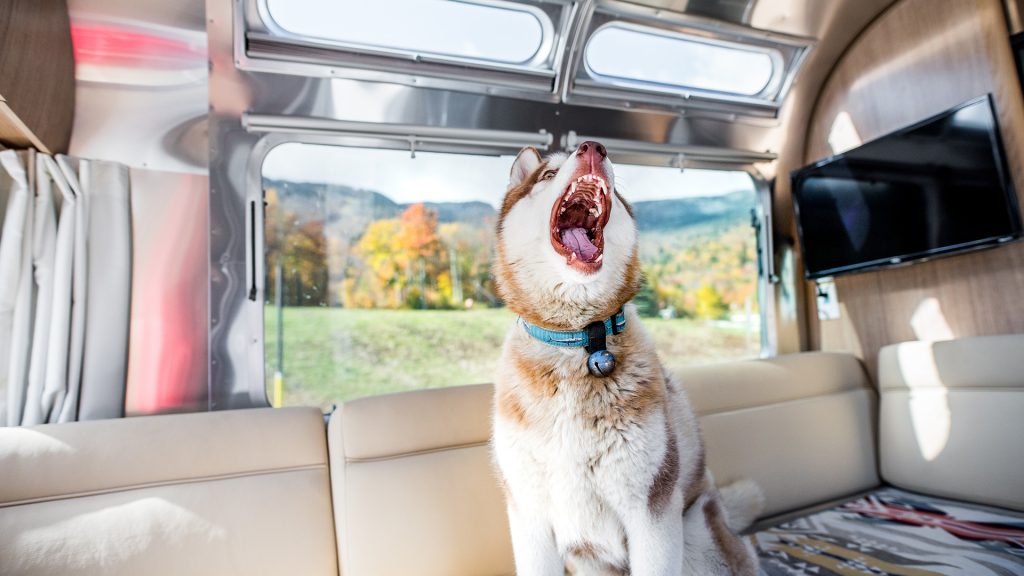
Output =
[
  {"x1": 680, "y1": 352, "x2": 878, "y2": 518},
  {"x1": 878, "y1": 334, "x2": 1024, "y2": 511},
  {"x1": 3, "y1": 336, "x2": 1022, "y2": 576},
  {"x1": 325, "y1": 351, "x2": 880, "y2": 575},
  {"x1": 0, "y1": 407, "x2": 338, "y2": 576}
]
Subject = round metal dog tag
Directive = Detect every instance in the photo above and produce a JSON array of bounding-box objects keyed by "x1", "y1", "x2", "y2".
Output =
[{"x1": 587, "y1": 350, "x2": 616, "y2": 377}]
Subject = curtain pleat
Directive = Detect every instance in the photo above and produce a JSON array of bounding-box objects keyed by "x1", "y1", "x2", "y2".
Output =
[
  {"x1": 2, "y1": 150, "x2": 35, "y2": 426},
  {"x1": 22, "y1": 154, "x2": 59, "y2": 426},
  {"x1": 0, "y1": 151, "x2": 132, "y2": 426},
  {"x1": 56, "y1": 156, "x2": 88, "y2": 424},
  {"x1": 40, "y1": 156, "x2": 77, "y2": 423},
  {"x1": 0, "y1": 151, "x2": 33, "y2": 426},
  {"x1": 78, "y1": 161, "x2": 131, "y2": 421}
]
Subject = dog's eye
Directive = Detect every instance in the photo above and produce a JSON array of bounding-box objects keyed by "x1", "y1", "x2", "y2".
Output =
[{"x1": 541, "y1": 170, "x2": 557, "y2": 181}]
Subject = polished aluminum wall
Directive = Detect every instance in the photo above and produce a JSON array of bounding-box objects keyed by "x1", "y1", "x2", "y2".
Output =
[{"x1": 67, "y1": 0, "x2": 209, "y2": 173}]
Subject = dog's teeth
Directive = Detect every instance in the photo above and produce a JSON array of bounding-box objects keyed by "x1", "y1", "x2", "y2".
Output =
[
  {"x1": 596, "y1": 254, "x2": 603, "y2": 262},
  {"x1": 570, "y1": 251, "x2": 577, "y2": 262},
  {"x1": 589, "y1": 208, "x2": 597, "y2": 216},
  {"x1": 560, "y1": 208, "x2": 566, "y2": 214}
]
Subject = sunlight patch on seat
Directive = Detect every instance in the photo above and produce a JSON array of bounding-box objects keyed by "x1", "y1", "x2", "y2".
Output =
[
  {"x1": 15, "y1": 497, "x2": 225, "y2": 570},
  {"x1": 897, "y1": 342, "x2": 951, "y2": 462},
  {"x1": 1, "y1": 429, "x2": 74, "y2": 460}
]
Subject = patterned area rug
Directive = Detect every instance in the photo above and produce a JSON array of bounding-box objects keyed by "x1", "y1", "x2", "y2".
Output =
[{"x1": 753, "y1": 488, "x2": 1024, "y2": 575}]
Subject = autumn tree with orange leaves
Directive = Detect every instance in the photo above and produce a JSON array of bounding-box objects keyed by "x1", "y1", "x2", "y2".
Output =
[{"x1": 346, "y1": 204, "x2": 455, "y2": 309}]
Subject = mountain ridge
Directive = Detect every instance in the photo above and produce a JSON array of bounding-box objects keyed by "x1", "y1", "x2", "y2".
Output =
[{"x1": 264, "y1": 178, "x2": 753, "y2": 232}]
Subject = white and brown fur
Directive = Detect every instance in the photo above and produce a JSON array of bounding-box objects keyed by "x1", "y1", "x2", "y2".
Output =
[{"x1": 491, "y1": 144, "x2": 763, "y2": 576}]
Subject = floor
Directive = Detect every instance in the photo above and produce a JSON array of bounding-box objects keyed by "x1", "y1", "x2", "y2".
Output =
[{"x1": 754, "y1": 488, "x2": 1024, "y2": 575}]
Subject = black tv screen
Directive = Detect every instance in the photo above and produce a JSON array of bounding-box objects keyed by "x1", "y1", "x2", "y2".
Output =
[{"x1": 792, "y1": 95, "x2": 1022, "y2": 279}]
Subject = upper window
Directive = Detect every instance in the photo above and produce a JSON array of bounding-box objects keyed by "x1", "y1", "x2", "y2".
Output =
[
  {"x1": 263, "y1": 0, "x2": 551, "y2": 66},
  {"x1": 585, "y1": 24, "x2": 778, "y2": 96},
  {"x1": 262, "y1": 143, "x2": 762, "y2": 409},
  {"x1": 567, "y1": 8, "x2": 813, "y2": 116}
]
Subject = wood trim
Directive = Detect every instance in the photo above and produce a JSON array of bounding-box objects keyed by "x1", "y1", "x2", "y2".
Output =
[
  {"x1": 1007, "y1": 0, "x2": 1024, "y2": 33},
  {"x1": 0, "y1": 97, "x2": 52, "y2": 154}
]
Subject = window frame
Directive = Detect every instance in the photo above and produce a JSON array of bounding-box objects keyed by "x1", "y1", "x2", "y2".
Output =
[
  {"x1": 248, "y1": 133, "x2": 776, "y2": 406},
  {"x1": 239, "y1": 0, "x2": 575, "y2": 100},
  {"x1": 565, "y1": 0, "x2": 814, "y2": 117},
  {"x1": 560, "y1": 131, "x2": 777, "y2": 358},
  {"x1": 260, "y1": 0, "x2": 556, "y2": 68},
  {"x1": 242, "y1": 127, "x2": 555, "y2": 407},
  {"x1": 583, "y1": 22, "x2": 784, "y2": 99}
]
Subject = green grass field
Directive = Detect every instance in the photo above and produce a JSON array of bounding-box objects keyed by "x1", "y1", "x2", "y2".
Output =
[{"x1": 265, "y1": 307, "x2": 759, "y2": 409}]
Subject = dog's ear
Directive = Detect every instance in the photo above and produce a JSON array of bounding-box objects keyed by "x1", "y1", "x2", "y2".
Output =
[{"x1": 509, "y1": 147, "x2": 542, "y2": 188}]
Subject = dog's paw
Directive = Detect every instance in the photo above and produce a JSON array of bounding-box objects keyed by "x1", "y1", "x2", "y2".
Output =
[{"x1": 719, "y1": 478, "x2": 765, "y2": 533}]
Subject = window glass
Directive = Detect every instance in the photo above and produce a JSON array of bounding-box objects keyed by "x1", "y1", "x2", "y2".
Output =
[
  {"x1": 264, "y1": 0, "x2": 548, "y2": 65},
  {"x1": 263, "y1": 144, "x2": 761, "y2": 408},
  {"x1": 585, "y1": 24, "x2": 775, "y2": 96}
]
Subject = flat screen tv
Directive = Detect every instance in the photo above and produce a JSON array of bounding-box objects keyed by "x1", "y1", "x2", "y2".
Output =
[{"x1": 792, "y1": 95, "x2": 1022, "y2": 280}]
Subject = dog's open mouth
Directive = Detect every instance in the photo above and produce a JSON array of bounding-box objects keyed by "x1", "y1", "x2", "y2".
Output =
[{"x1": 550, "y1": 173, "x2": 612, "y2": 273}]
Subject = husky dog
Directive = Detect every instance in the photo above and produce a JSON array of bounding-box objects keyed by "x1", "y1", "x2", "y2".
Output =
[{"x1": 491, "y1": 142, "x2": 763, "y2": 576}]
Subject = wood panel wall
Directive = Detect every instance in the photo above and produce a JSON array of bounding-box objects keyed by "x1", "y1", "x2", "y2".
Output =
[
  {"x1": 804, "y1": 0, "x2": 1024, "y2": 379},
  {"x1": 0, "y1": 0, "x2": 75, "y2": 153}
]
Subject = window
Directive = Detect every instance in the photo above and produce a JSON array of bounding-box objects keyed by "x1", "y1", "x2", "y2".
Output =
[
  {"x1": 263, "y1": 0, "x2": 552, "y2": 66},
  {"x1": 584, "y1": 23, "x2": 778, "y2": 96},
  {"x1": 567, "y1": 9, "x2": 813, "y2": 116},
  {"x1": 263, "y1": 144, "x2": 761, "y2": 408},
  {"x1": 613, "y1": 164, "x2": 762, "y2": 373}
]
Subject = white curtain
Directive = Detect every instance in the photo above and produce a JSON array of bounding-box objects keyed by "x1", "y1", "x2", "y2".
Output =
[
  {"x1": 0, "y1": 150, "x2": 132, "y2": 426},
  {"x1": 0, "y1": 150, "x2": 32, "y2": 427}
]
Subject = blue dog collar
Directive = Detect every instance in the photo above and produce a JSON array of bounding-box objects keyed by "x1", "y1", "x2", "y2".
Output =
[{"x1": 519, "y1": 310, "x2": 626, "y2": 349}]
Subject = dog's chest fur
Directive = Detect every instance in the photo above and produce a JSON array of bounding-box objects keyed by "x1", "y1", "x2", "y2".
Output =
[{"x1": 492, "y1": 307, "x2": 702, "y2": 567}]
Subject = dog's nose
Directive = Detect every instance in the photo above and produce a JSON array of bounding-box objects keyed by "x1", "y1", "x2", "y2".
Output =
[{"x1": 577, "y1": 141, "x2": 607, "y2": 162}]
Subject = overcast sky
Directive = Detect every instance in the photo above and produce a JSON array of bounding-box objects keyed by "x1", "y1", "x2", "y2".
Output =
[{"x1": 263, "y1": 144, "x2": 753, "y2": 207}]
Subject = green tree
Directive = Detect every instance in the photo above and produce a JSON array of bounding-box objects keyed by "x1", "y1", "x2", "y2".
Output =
[
  {"x1": 439, "y1": 220, "x2": 496, "y2": 306},
  {"x1": 634, "y1": 271, "x2": 660, "y2": 317}
]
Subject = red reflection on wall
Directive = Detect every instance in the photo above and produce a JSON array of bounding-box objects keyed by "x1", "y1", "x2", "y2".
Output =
[
  {"x1": 70, "y1": 21, "x2": 206, "y2": 69},
  {"x1": 125, "y1": 171, "x2": 209, "y2": 415}
]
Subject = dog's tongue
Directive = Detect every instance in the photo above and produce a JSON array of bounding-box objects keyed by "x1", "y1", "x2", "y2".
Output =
[{"x1": 560, "y1": 227, "x2": 599, "y2": 261}]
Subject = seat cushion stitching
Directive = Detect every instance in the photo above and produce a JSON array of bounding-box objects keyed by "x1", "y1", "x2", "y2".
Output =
[{"x1": 0, "y1": 463, "x2": 327, "y2": 508}]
